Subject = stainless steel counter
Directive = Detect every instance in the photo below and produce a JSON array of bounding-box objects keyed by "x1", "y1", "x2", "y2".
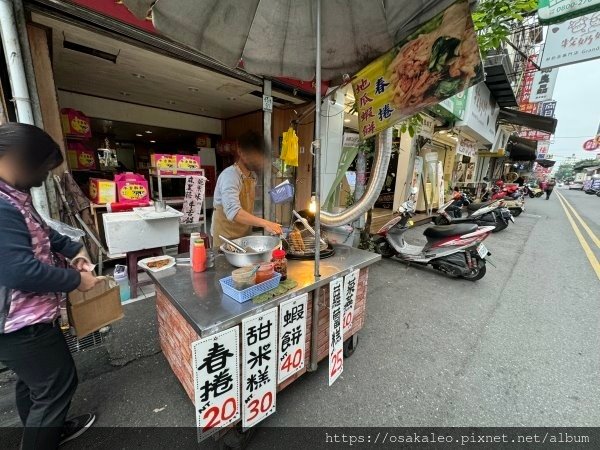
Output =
[{"x1": 148, "y1": 245, "x2": 380, "y2": 337}]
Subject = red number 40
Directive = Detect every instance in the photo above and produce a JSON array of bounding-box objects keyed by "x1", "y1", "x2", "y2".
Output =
[{"x1": 280, "y1": 348, "x2": 303, "y2": 372}]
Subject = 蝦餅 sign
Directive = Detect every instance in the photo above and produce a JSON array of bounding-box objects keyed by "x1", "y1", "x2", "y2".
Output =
[
  {"x1": 540, "y1": 11, "x2": 600, "y2": 69},
  {"x1": 538, "y1": 0, "x2": 600, "y2": 25},
  {"x1": 192, "y1": 328, "x2": 240, "y2": 442},
  {"x1": 352, "y1": 0, "x2": 483, "y2": 139},
  {"x1": 329, "y1": 278, "x2": 344, "y2": 386},
  {"x1": 241, "y1": 308, "x2": 278, "y2": 428},
  {"x1": 342, "y1": 269, "x2": 360, "y2": 335},
  {"x1": 277, "y1": 294, "x2": 308, "y2": 383}
]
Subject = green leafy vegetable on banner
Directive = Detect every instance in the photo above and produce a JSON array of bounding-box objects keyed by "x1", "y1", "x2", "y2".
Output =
[{"x1": 428, "y1": 37, "x2": 461, "y2": 72}]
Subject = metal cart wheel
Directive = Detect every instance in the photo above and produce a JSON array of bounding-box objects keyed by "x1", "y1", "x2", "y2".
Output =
[
  {"x1": 218, "y1": 425, "x2": 255, "y2": 450},
  {"x1": 343, "y1": 333, "x2": 359, "y2": 358}
]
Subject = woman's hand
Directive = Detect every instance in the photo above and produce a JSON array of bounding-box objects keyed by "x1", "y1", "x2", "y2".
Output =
[
  {"x1": 71, "y1": 250, "x2": 95, "y2": 272},
  {"x1": 77, "y1": 272, "x2": 99, "y2": 292}
]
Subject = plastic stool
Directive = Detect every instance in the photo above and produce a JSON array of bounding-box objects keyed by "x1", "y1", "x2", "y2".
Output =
[{"x1": 126, "y1": 247, "x2": 163, "y2": 298}]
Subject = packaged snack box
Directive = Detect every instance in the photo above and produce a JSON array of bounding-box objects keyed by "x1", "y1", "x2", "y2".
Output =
[
  {"x1": 89, "y1": 179, "x2": 116, "y2": 204},
  {"x1": 151, "y1": 153, "x2": 177, "y2": 174},
  {"x1": 115, "y1": 173, "x2": 149, "y2": 204},
  {"x1": 176, "y1": 154, "x2": 201, "y2": 173},
  {"x1": 61, "y1": 108, "x2": 92, "y2": 139},
  {"x1": 67, "y1": 142, "x2": 97, "y2": 170}
]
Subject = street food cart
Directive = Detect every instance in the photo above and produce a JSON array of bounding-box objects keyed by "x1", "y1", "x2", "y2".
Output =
[{"x1": 148, "y1": 245, "x2": 379, "y2": 442}]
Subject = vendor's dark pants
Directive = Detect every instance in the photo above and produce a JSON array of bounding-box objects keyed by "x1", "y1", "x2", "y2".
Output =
[
  {"x1": 546, "y1": 189, "x2": 553, "y2": 199},
  {"x1": 0, "y1": 322, "x2": 77, "y2": 450}
]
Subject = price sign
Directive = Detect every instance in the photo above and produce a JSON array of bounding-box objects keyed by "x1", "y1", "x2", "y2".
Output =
[
  {"x1": 342, "y1": 269, "x2": 360, "y2": 334},
  {"x1": 277, "y1": 294, "x2": 308, "y2": 383},
  {"x1": 329, "y1": 278, "x2": 344, "y2": 386},
  {"x1": 192, "y1": 328, "x2": 240, "y2": 442},
  {"x1": 262, "y1": 95, "x2": 273, "y2": 112},
  {"x1": 241, "y1": 308, "x2": 278, "y2": 428}
]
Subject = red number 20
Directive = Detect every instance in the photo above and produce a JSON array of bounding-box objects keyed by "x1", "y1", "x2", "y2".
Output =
[{"x1": 202, "y1": 397, "x2": 237, "y2": 432}]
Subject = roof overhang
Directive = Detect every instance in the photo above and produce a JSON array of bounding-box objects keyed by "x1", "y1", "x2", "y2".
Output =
[
  {"x1": 507, "y1": 136, "x2": 537, "y2": 161},
  {"x1": 498, "y1": 108, "x2": 558, "y2": 134},
  {"x1": 535, "y1": 159, "x2": 556, "y2": 168}
]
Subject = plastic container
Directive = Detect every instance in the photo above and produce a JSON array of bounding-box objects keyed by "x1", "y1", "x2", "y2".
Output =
[
  {"x1": 220, "y1": 273, "x2": 282, "y2": 303},
  {"x1": 272, "y1": 249, "x2": 288, "y2": 281},
  {"x1": 269, "y1": 180, "x2": 294, "y2": 204},
  {"x1": 231, "y1": 266, "x2": 257, "y2": 290},
  {"x1": 193, "y1": 239, "x2": 207, "y2": 273},
  {"x1": 113, "y1": 265, "x2": 131, "y2": 302},
  {"x1": 255, "y1": 262, "x2": 275, "y2": 284}
]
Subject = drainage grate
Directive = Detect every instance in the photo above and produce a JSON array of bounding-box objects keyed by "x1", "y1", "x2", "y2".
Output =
[{"x1": 62, "y1": 328, "x2": 107, "y2": 353}]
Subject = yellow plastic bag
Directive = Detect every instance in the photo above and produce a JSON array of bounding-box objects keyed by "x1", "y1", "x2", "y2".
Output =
[{"x1": 280, "y1": 127, "x2": 299, "y2": 167}]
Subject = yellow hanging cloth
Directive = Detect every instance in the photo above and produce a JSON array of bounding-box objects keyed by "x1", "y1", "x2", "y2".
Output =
[{"x1": 280, "y1": 126, "x2": 299, "y2": 167}]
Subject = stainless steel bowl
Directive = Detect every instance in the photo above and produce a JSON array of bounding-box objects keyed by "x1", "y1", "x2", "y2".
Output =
[{"x1": 220, "y1": 235, "x2": 281, "y2": 268}]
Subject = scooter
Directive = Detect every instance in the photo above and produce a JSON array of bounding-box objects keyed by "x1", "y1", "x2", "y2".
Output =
[
  {"x1": 373, "y1": 191, "x2": 495, "y2": 281},
  {"x1": 434, "y1": 199, "x2": 513, "y2": 232}
]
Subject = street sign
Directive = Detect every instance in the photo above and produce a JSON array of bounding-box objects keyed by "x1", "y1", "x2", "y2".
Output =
[
  {"x1": 192, "y1": 328, "x2": 240, "y2": 442},
  {"x1": 241, "y1": 308, "x2": 278, "y2": 428},
  {"x1": 277, "y1": 294, "x2": 308, "y2": 383},
  {"x1": 329, "y1": 278, "x2": 344, "y2": 386}
]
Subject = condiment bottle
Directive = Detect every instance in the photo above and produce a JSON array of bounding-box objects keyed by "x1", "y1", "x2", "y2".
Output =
[
  {"x1": 189, "y1": 232, "x2": 200, "y2": 266},
  {"x1": 272, "y1": 249, "x2": 288, "y2": 281},
  {"x1": 193, "y1": 239, "x2": 207, "y2": 273}
]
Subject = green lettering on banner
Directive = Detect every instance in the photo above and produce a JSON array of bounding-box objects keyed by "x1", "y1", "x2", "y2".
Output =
[{"x1": 538, "y1": 0, "x2": 600, "y2": 25}]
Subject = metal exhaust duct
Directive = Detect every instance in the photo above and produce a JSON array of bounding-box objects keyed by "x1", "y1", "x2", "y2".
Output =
[{"x1": 320, "y1": 127, "x2": 393, "y2": 227}]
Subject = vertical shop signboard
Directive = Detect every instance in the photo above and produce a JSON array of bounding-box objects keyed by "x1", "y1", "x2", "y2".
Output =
[
  {"x1": 277, "y1": 294, "x2": 308, "y2": 383},
  {"x1": 329, "y1": 278, "x2": 344, "y2": 386},
  {"x1": 342, "y1": 269, "x2": 360, "y2": 335},
  {"x1": 192, "y1": 328, "x2": 240, "y2": 442},
  {"x1": 241, "y1": 308, "x2": 278, "y2": 428}
]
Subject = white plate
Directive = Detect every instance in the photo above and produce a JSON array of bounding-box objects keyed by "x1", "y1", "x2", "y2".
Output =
[
  {"x1": 138, "y1": 255, "x2": 176, "y2": 272},
  {"x1": 477, "y1": 243, "x2": 488, "y2": 259},
  {"x1": 133, "y1": 206, "x2": 183, "y2": 220}
]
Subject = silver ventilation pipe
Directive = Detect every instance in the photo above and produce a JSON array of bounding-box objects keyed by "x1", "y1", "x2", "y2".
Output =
[{"x1": 320, "y1": 127, "x2": 393, "y2": 227}]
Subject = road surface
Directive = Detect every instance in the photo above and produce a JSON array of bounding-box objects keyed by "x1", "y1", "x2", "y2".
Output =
[{"x1": 0, "y1": 188, "x2": 598, "y2": 448}]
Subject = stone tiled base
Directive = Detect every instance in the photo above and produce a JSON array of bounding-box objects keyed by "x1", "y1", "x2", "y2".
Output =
[{"x1": 156, "y1": 268, "x2": 370, "y2": 403}]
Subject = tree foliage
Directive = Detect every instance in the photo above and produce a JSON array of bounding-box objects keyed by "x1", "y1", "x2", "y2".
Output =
[
  {"x1": 472, "y1": 0, "x2": 538, "y2": 56},
  {"x1": 554, "y1": 163, "x2": 574, "y2": 181}
]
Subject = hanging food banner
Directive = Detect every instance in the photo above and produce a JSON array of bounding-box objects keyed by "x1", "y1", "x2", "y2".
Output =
[
  {"x1": 241, "y1": 308, "x2": 278, "y2": 428},
  {"x1": 329, "y1": 278, "x2": 344, "y2": 386},
  {"x1": 278, "y1": 294, "x2": 308, "y2": 383},
  {"x1": 538, "y1": 0, "x2": 600, "y2": 25},
  {"x1": 540, "y1": 10, "x2": 600, "y2": 69},
  {"x1": 342, "y1": 269, "x2": 360, "y2": 335},
  {"x1": 456, "y1": 136, "x2": 478, "y2": 158},
  {"x1": 352, "y1": 0, "x2": 483, "y2": 139},
  {"x1": 192, "y1": 328, "x2": 240, "y2": 442}
]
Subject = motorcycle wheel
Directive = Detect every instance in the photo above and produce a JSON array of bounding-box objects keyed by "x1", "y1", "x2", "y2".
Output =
[
  {"x1": 510, "y1": 208, "x2": 522, "y2": 217},
  {"x1": 492, "y1": 219, "x2": 509, "y2": 233},
  {"x1": 372, "y1": 236, "x2": 396, "y2": 258},
  {"x1": 535, "y1": 192, "x2": 543, "y2": 198},
  {"x1": 529, "y1": 192, "x2": 535, "y2": 198},
  {"x1": 434, "y1": 215, "x2": 450, "y2": 225},
  {"x1": 597, "y1": 191, "x2": 600, "y2": 197},
  {"x1": 462, "y1": 260, "x2": 486, "y2": 281}
]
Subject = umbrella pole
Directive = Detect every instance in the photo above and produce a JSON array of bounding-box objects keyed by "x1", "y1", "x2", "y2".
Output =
[{"x1": 313, "y1": 0, "x2": 322, "y2": 280}]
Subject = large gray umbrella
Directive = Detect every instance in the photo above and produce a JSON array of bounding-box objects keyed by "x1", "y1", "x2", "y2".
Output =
[{"x1": 123, "y1": 0, "x2": 456, "y2": 279}]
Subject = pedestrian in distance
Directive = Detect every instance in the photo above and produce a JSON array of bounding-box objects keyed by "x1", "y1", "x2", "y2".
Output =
[
  {"x1": 0, "y1": 123, "x2": 98, "y2": 449},
  {"x1": 545, "y1": 178, "x2": 557, "y2": 200}
]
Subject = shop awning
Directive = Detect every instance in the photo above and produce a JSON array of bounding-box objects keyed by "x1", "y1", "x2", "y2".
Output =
[
  {"x1": 506, "y1": 136, "x2": 537, "y2": 161},
  {"x1": 498, "y1": 108, "x2": 558, "y2": 134},
  {"x1": 535, "y1": 159, "x2": 556, "y2": 168}
]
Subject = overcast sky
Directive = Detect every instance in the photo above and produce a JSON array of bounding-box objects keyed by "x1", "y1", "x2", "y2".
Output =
[{"x1": 549, "y1": 58, "x2": 600, "y2": 163}]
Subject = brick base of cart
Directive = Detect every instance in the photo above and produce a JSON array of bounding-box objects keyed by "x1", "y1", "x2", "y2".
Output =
[{"x1": 156, "y1": 268, "x2": 370, "y2": 403}]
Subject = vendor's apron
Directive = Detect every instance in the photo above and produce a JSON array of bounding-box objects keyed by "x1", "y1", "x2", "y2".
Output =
[{"x1": 212, "y1": 168, "x2": 256, "y2": 248}]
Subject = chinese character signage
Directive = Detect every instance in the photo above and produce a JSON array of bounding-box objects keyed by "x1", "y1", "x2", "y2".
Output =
[
  {"x1": 192, "y1": 328, "x2": 240, "y2": 442},
  {"x1": 352, "y1": 0, "x2": 483, "y2": 139},
  {"x1": 242, "y1": 308, "x2": 277, "y2": 428},
  {"x1": 518, "y1": 54, "x2": 538, "y2": 104},
  {"x1": 520, "y1": 101, "x2": 557, "y2": 141},
  {"x1": 456, "y1": 136, "x2": 477, "y2": 158},
  {"x1": 329, "y1": 278, "x2": 344, "y2": 386},
  {"x1": 277, "y1": 294, "x2": 308, "y2": 383},
  {"x1": 539, "y1": 0, "x2": 600, "y2": 25},
  {"x1": 540, "y1": 11, "x2": 600, "y2": 69},
  {"x1": 537, "y1": 141, "x2": 550, "y2": 159},
  {"x1": 342, "y1": 270, "x2": 360, "y2": 335},
  {"x1": 530, "y1": 68, "x2": 558, "y2": 103}
]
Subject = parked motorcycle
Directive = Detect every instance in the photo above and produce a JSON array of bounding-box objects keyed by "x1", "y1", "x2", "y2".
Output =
[
  {"x1": 523, "y1": 185, "x2": 544, "y2": 198},
  {"x1": 434, "y1": 199, "x2": 513, "y2": 232},
  {"x1": 498, "y1": 193, "x2": 525, "y2": 217},
  {"x1": 373, "y1": 191, "x2": 495, "y2": 281}
]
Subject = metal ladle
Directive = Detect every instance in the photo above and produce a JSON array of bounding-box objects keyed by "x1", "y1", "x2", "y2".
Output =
[{"x1": 219, "y1": 235, "x2": 247, "y2": 253}]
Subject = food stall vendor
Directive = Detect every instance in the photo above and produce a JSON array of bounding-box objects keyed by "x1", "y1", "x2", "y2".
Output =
[{"x1": 211, "y1": 131, "x2": 282, "y2": 248}]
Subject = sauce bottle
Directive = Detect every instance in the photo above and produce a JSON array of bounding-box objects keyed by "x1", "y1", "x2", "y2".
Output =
[
  {"x1": 193, "y1": 239, "x2": 207, "y2": 273},
  {"x1": 272, "y1": 249, "x2": 288, "y2": 281}
]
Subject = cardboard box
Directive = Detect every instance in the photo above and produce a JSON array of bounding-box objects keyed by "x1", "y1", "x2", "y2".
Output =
[
  {"x1": 66, "y1": 142, "x2": 96, "y2": 170},
  {"x1": 176, "y1": 154, "x2": 201, "y2": 172},
  {"x1": 68, "y1": 277, "x2": 124, "y2": 337},
  {"x1": 60, "y1": 108, "x2": 92, "y2": 139},
  {"x1": 115, "y1": 172, "x2": 149, "y2": 204},
  {"x1": 151, "y1": 153, "x2": 177, "y2": 174},
  {"x1": 89, "y1": 178, "x2": 116, "y2": 204}
]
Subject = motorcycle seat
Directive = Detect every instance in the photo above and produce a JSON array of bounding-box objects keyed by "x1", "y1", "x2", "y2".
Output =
[
  {"x1": 423, "y1": 224, "x2": 478, "y2": 238},
  {"x1": 467, "y1": 201, "x2": 492, "y2": 211}
]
